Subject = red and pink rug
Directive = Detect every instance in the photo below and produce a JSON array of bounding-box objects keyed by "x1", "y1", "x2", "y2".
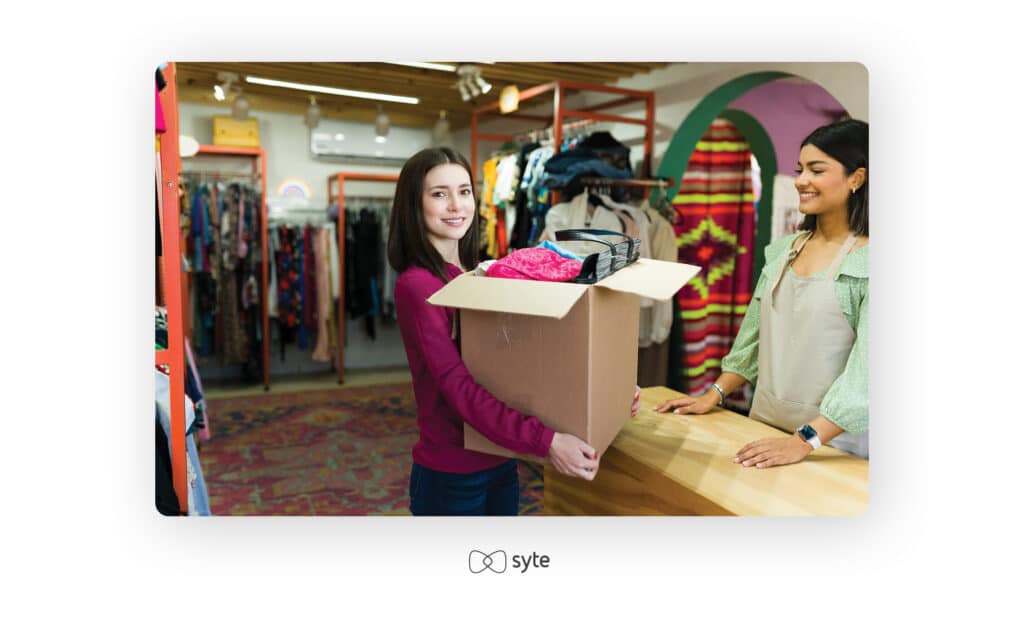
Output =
[{"x1": 200, "y1": 383, "x2": 544, "y2": 515}]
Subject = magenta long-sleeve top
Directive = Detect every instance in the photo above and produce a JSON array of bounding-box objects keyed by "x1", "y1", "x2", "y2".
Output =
[{"x1": 394, "y1": 263, "x2": 555, "y2": 473}]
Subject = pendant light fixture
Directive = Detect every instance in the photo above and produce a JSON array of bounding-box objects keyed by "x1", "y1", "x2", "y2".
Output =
[
  {"x1": 375, "y1": 105, "x2": 390, "y2": 143},
  {"x1": 231, "y1": 93, "x2": 250, "y2": 120},
  {"x1": 432, "y1": 109, "x2": 450, "y2": 144},
  {"x1": 304, "y1": 96, "x2": 321, "y2": 128}
]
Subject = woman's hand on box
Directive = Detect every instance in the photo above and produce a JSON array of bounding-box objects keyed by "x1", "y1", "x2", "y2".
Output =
[
  {"x1": 655, "y1": 392, "x2": 718, "y2": 415},
  {"x1": 548, "y1": 432, "x2": 599, "y2": 481},
  {"x1": 631, "y1": 386, "x2": 641, "y2": 418}
]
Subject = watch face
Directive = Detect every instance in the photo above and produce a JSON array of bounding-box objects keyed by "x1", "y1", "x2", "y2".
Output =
[{"x1": 799, "y1": 424, "x2": 818, "y2": 440}]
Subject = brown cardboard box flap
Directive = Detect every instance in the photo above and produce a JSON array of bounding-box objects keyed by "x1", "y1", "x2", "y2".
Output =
[
  {"x1": 428, "y1": 273, "x2": 589, "y2": 319},
  {"x1": 594, "y1": 258, "x2": 701, "y2": 301}
]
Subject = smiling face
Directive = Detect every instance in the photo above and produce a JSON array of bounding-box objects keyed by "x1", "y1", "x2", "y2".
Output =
[
  {"x1": 794, "y1": 144, "x2": 862, "y2": 218},
  {"x1": 421, "y1": 163, "x2": 475, "y2": 256}
]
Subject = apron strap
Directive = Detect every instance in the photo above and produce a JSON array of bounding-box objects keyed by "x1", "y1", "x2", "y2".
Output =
[
  {"x1": 827, "y1": 234, "x2": 860, "y2": 280},
  {"x1": 770, "y1": 231, "x2": 815, "y2": 303},
  {"x1": 790, "y1": 230, "x2": 814, "y2": 259}
]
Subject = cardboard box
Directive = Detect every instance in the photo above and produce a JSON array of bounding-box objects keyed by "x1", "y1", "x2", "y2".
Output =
[
  {"x1": 212, "y1": 115, "x2": 260, "y2": 148},
  {"x1": 428, "y1": 258, "x2": 700, "y2": 461}
]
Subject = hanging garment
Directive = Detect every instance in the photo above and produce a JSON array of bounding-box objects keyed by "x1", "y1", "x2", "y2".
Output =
[
  {"x1": 352, "y1": 209, "x2": 382, "y2": 339},
  {"x1": 749, "y1": 232, "x2": 868, "y2": 458},
  {"x1": 154, "y1": 368, "x2": 211, "y2": 516},
  {"x1": 771, "y1": 174, "x2": 803, "y2": 241},
  {"x1": 311, "y1": 227, "x2": 333, "y2": 362},
  {"x1": 671, "y1": 118, "x2": 756, "y2": 398},
  {"x1": 267, "y1": 227, "x2": 279, "y2": 319},
  {"x1": 218, "y1": 185, "x2": 247, "y2": 364},
  {"x1": 275, "y1": 224, "x2": 302, "y2": 356}
]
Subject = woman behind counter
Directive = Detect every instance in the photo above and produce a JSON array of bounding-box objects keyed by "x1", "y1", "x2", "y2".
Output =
[{"x1": 656, "y1": 119, "x2": 869, "y2": 468}]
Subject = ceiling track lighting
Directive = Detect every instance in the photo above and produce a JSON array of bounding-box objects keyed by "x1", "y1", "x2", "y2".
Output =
[{"x1": 453, "y1": 63, "x2": 491, "y2": 102}]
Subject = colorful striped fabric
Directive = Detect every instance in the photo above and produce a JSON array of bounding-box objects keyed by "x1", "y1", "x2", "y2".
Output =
[{"x1": 672, "y1": 119, "x2": 756, "y2": 404}]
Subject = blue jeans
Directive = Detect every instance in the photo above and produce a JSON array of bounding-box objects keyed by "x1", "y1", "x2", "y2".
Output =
[{"x1": 409, "y1": 461, "x2": 519, "y2": 516}]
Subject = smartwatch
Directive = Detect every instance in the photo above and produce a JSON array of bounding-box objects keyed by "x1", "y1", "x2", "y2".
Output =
[{"x1": 796, "y1": 424, "x2": 822, "y2": 450}]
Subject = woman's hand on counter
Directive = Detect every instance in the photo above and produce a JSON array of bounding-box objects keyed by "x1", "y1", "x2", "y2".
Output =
[
  {"x1": 548, "y1": 432, "x2": 600, "y2": 481},
  {"x1": 631, "y1": 386, "x2": 641, "y2": 417},
  {"x1": 654, "y1": 392, "x2": 718, "y2": 415},
  {"x1": 734, "y1": 435, "x2": 811, "y2": 469}
]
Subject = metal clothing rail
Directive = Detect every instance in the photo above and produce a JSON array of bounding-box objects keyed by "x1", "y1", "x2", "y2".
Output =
[
  {"x1": 155, "y1": 61, "x2": 188, "y2": 513},
  {"x1": 577, "y1": 177, "x2": 675, "y2": 188},
  {"x1": 326, "y1": 172, "x2": 399, "y2": 385},
  {"x1": 185, "y1": 145, "x2": 270, "y2": 391}
]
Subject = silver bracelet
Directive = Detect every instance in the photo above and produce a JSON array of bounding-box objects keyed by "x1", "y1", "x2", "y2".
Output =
[{"x1": 711, "y1": 383, "x2": 726, "y2": 406}]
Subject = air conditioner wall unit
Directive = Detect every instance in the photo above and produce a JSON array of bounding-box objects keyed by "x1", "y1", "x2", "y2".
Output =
[{"x1": 310, "y1": 117, "x2": 430, "y2": 166}]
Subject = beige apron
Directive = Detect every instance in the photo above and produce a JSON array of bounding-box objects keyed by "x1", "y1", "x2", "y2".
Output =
[{"x1": 748, "y1": 232, "x2": 869, "y2": 458}]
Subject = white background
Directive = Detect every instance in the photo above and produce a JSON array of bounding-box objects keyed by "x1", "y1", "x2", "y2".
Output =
[{"x1": 0, "y1": 2, "x2": 1020, "y2": 622}]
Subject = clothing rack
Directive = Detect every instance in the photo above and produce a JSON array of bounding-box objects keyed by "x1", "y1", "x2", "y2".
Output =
[
  {"x1": 182, "y1": 145, "x2": 270, "y2": 390},
  {"x1": 155, "y1": 61, "x2": 188, "y2": 513},
  {"x1": 326, "y1": 172, "x2": 399, "y2": 384},
  {"x1": 471, "y1": 80, "x2": 658, "y2": 204}
]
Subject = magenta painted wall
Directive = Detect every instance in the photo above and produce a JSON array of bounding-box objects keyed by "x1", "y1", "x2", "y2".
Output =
[{"x1": 729, "y1": 80, "x2": 848, "y2": 172}]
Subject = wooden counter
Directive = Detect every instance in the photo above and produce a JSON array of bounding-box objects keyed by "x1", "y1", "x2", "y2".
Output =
[{"x1": 543, "y1": 386, "x2": 868, "y2": 516}]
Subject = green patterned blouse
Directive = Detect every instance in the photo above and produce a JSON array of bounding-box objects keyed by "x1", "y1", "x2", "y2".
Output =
[{"x1": 720, "y1": 232, "x2": 869, "y2": 434}]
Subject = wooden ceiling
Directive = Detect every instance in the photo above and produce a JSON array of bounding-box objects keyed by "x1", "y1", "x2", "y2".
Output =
[{"x1": 174, "y1": 62, "x2": 673, "y2": 130}]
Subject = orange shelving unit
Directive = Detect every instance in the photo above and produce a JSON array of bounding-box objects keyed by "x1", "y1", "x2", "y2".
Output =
[
  {"x1": 156, "y1": 62, "x2": 188, "y2": 513},
  {"x1": 183, "y1": 145, "x2": 270, "y2": 391}
]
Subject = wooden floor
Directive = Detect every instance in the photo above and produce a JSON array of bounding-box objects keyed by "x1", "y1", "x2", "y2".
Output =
[{"x1": 203, "y1": 367, "x2": 413, "y2": 400}]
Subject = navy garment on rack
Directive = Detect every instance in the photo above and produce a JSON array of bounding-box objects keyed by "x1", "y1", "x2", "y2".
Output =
[{"x1": 541, "y1": 131, "x2": 634, "y2": 201}]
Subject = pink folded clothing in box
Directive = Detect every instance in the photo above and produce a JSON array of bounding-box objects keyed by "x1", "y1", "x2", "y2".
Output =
[{"x1": 485, "y1": 247, "x2": 583, "y2": 283}]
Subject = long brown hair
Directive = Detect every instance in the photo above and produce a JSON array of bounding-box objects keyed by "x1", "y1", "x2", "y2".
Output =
[{"x1": 386, "y1": 147, "x2": 480, "y2": 283}]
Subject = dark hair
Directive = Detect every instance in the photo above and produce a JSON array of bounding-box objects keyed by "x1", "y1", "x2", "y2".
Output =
[
  {"x1": 386, "y1": 147, "x2": 480, "y2": 283},
  {"x1": 798, "y1": 119, "x2": 869, "y2": 236}
]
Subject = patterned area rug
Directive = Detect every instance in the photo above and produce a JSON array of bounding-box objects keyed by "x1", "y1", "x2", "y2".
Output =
[{"x1": 200, "y1": 383, "x2": 544, "y2": 515}]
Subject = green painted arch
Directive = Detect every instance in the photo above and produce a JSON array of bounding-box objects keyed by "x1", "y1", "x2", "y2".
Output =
[
  {"x1": 654, "y1": 71, "x2": 792, "y2": 201},
  {"x1": 717, "y1": 108, "x2": 776, "y2": 280}
]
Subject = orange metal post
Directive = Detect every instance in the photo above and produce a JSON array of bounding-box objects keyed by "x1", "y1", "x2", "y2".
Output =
[
  {"x1": 259, "y1": 149, "x2": 269, "y2": 390},
  {"x1": 471, "y1": 112, "x2": 479, "y2": 181},
  {"x1": 156, "y1": 62, "x2": 188, "y2": 513},
  {"x1": 335, "y1": 174, "x2": 345, "y2": 384}
]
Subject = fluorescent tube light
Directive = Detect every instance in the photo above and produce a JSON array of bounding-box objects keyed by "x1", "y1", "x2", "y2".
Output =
[
  {"x1": 388, "y1": 62, "x2": 456, "y2": 72},
  {"x1": 244, "y1": 76, "x2": 419, "y2": 105}
]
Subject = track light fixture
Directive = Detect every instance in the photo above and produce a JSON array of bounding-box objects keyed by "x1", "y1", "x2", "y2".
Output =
[
  {"x1": 213, "y1": 71, "x2": 238, "y2": 102},
  {"x1": 454, "y1": 64, "x2": 491, "y2": 102}
]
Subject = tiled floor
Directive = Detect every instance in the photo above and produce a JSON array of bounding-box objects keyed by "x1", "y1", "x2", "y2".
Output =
[{"x1": 203, "y1": 367, "x2": 413, "y2": 400}]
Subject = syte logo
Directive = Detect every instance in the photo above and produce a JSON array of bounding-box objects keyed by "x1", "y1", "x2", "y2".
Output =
[{"x1": 468, "y1": 549, "x2": 551, "y2": 574}]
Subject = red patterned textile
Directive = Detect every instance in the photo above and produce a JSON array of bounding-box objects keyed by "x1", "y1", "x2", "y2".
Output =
[{"x1": 671, "y1": 119, "x2": 757, "y2": 402}]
